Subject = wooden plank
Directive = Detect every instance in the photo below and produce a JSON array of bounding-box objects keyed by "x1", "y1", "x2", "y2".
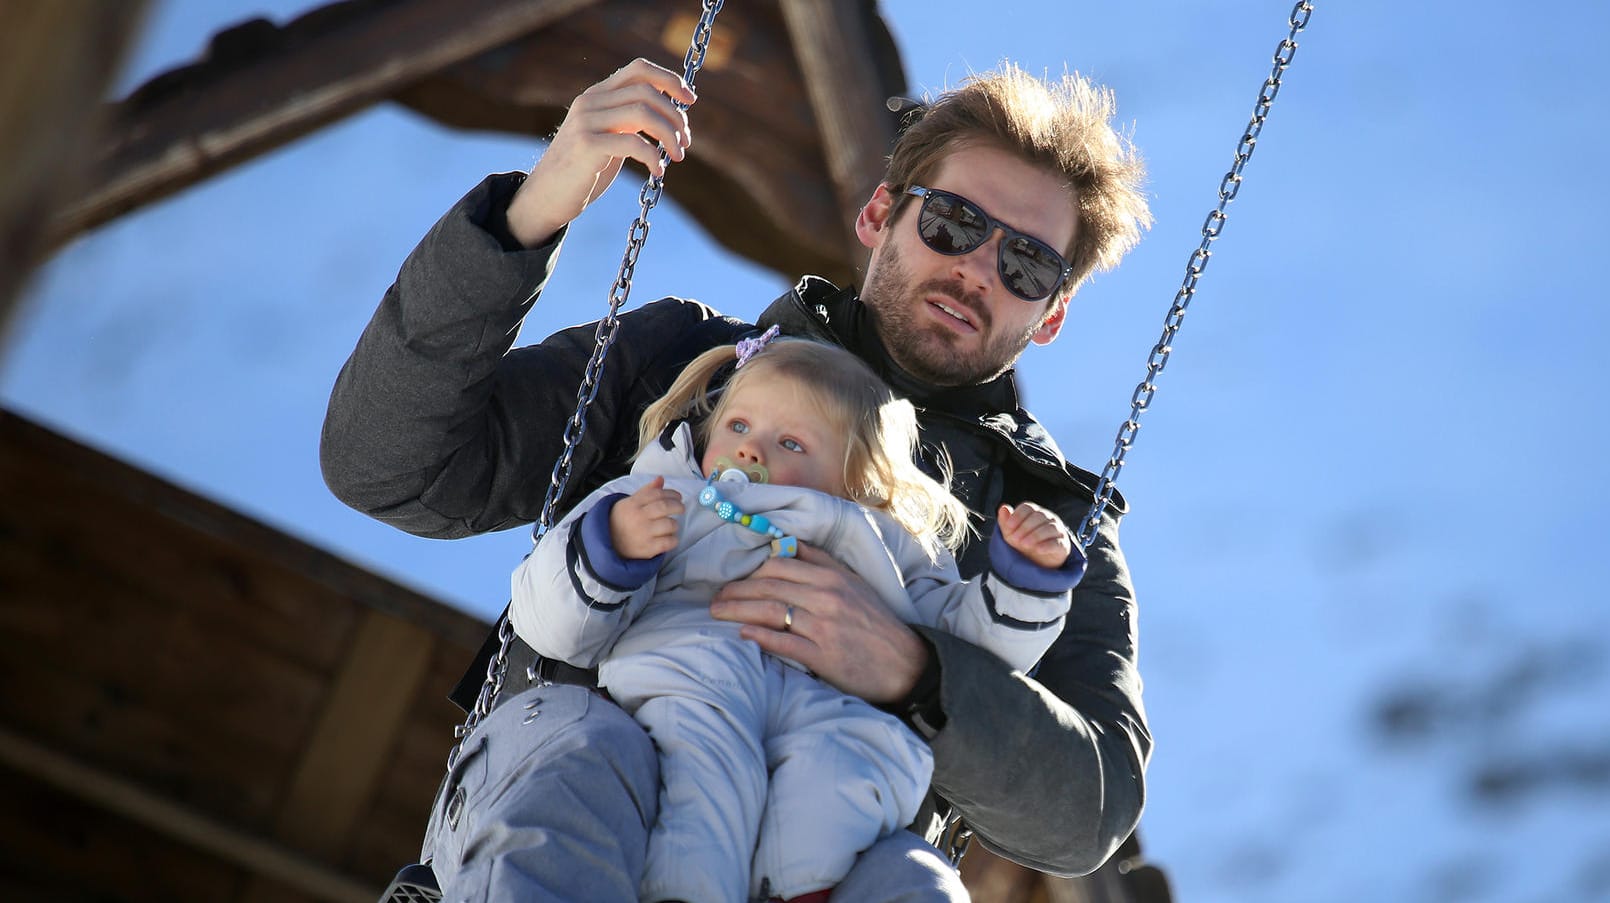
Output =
[
  {"x1": 0, "y1": 725, "x2": 373, "y2": 903},
  {"x1": 0, "y1": 410, "x2": 491, "y2": 894},
  {"x1": 0, "y1": 500, "x2": 340, "y2": 772},
  {"x1": 779, "y1": 0, "x2": 901, "y2": 260},
  {"x1": 341, "y1": 636, "x2": 483, "y2": 875},
  {"x1": 52, "y1": 0, "x2": 603, "y2": 244},
  {"x1": 2, "y1": 485, "x2": 361, "y2": 675},
  {"x1": 395, "y1": 0, "x2": 901, "y2": 285},
  {"x1": 45, "y1": 0, "x2": 909, "y2": 286},
  {"x1": 0, "y1": 410, "x2": 468, "y2": 832},
  {"x1": 0, "y1": 600, "x2": 325, "y2": 827},
  {"x1": 270, "y1": 610, "x2": 436, "y2": 857},
  {"x1": 0, "y1": 411, "x2": 490, "y2": 652},
  {"x1": 0, "y1": 765, "x2": 245, "y2": 903}
]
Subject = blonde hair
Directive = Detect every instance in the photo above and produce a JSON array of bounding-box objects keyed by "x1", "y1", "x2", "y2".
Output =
[
  {"x1": 639, "y1": 338, "x2": 971, "y2": 555},
  {"x1": 887, "y1": 63, "x2": 1152, "y2": 297}
]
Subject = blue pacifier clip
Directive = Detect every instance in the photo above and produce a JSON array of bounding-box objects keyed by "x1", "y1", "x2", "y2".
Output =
[{"x1": 697, "y1": 470, "x2": 799, "y2": 558}]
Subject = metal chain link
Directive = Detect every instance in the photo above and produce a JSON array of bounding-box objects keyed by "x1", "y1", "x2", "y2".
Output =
[
  {"x1": 447, "y1": 0, "x2": 725, "y2": 768},
  {"x1": 943, "y1": 0, "x2": 1315, "y2": 874},
  {"x1": 1074, "y1": 0, "x2": 1313, "y2": 551}
]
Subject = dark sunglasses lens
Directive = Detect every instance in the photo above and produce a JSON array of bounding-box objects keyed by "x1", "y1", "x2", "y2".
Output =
[
  {"x1": 1000, "y1": 236, "x2": 1065, "y2": 300},
  {"x1": 918, "y1": 192, "x2": 990, "y2": 254}
]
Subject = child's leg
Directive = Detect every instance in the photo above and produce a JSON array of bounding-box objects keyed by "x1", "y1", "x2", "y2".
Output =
[
  {"x1": 421, "y1": 683, "x2": 659, "y2": 902},
  {"x1": 836, "y1": 830, "x2": 971, "y2": 902},
  {"x1": 603, "y1": 637, "x2": 769, "y2": 903},
  {"x1": 750, "y1": 665, "x2": 934, "y2": 900}
]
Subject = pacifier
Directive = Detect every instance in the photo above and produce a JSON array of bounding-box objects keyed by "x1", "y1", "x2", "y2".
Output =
[
  {"x1": 697, "y1": 465, "x2": 797, "y2": 559},
  {"x1": 709, "y1": 456, "x2": 769, "y2": 485}
]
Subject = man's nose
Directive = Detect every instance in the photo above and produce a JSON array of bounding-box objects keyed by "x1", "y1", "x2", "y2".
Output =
[{"x1": 951, "y1": 229, "x2": 1000, "y2": 292}]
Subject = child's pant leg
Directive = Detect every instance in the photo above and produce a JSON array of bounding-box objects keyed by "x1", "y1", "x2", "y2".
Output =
[
  {"x1": 603, "y1": 637, "x2": 769, "y2": 903},
  {"x1": 420, "y1": 684, "x2": 659, "y2": 903},
  {"x1": 751, "y1": 665, "x2": 934, "y2": 899},
  {"x1": 835, "y1": 830, "x2": 971, "y2": 902}
]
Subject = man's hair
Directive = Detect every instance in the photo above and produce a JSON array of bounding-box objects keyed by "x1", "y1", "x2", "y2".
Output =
[
  {"x1": 638, "y1": 338, "x2": 970, "y2": 556},
  {"x1": 886, "y1": 64, "x2": 1152, "y2": 297}
]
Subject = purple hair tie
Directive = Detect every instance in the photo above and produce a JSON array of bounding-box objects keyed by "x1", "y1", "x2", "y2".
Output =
[{"x1": 735, "y1": 324, "x2": 781, "y2": 368}]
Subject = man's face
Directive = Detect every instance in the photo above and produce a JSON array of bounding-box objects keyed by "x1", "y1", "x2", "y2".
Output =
[{"x1": 856, "y1": 143, "x2": 1078, "y2": 387}]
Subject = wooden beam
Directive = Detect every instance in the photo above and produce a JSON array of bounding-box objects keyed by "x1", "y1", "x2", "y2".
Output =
[
  {"x1": 0, "y1": 0, "x2": 147, "y2": 349},
  {"x1": 271, "y1": 610, "x2": 436, "y2": 857},
  {"x1": 778, "y1": 0, "x2": 900, "y2": 265},
  {"x1": 0, "y1": 410, "x2": 490, "y2": 653},
  {"x1": 395, "y1": 0, "x2": 856, "y2": 280},
  {"x1": 1, "y1": 409, "x2": 488, "y2": 896},
  {"x1": 0, "y1": 725, "x2": 375, "y2": 903},
  {"x1": 52, "y1": 0, "x2": 602, "y2": 245},
  {"x1": 51, "y1": 0, "x2": 908, "y2": 285},
  {"x1": 395, "y1": 0, "x2": 907, "y2": 285}
]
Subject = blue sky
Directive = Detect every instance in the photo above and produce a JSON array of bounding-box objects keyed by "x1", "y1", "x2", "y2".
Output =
[{"x1": 6, "y1": 2, "x2": 1609, "y2": 900}]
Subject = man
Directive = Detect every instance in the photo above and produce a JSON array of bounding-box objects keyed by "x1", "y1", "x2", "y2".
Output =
[{"x1": 323, "y1": 58, "x2": 1152, "y2": 902}]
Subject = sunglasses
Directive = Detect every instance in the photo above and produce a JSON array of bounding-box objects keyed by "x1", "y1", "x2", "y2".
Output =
[{"x1": 904, "y1": 186, "x2": 1073, "y2": 302}]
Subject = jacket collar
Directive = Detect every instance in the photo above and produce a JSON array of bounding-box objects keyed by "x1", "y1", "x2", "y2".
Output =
[
  {"x1": 641, "y1": 421, "x2": 704, "y2": 477},
  {"x1": 757, "y1": 276, "x2": 1024, "y2": 417},
  {"x1": 755, "y1": 276, "x2": 1097, "y2": 492}
]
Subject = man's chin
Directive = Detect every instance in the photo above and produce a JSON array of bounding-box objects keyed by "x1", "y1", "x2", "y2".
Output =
[
  {"x1": 900, "y1": 339, "x2": 986, "y2": 386},
  {"x1": 873, "y1": 311, "x2": 997, "y2": 385}
]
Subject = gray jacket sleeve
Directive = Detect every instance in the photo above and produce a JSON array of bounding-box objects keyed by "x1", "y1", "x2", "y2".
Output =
[
  {"x1": 920, "y1": 506, "x2": 1149, "y2": 877},
  {"x1": 320, "y1": 173, "x2": 731, "y2": 538}
]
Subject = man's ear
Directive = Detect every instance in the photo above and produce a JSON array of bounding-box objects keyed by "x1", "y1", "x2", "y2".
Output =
[
  {"x1": 855, "y1": 183, "x2": 897, "y2": 250},
  {"x1": 1030, "y1": 297, "x2": 1069, "y2": 346}
]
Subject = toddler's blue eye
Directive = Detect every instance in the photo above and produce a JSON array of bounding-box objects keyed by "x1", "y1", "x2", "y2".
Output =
[
  {"x1": 730, "y1": 420, "x2": 749, "y2": 434},
  {"x1": 781, "y1": 438, "x2": 804, "y2": 453}
]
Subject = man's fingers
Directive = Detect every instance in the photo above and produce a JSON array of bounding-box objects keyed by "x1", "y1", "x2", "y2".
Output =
[
  {"x1": 579, "y1": 90, "x2": 691, "y2": 156},
  {"x1": 792, "y1": 542, "x2": 842, "y2": 568},
  {"x1": 605, "y1": 57, "x2": 698, "y2": 103},
  {"x1": 734, "y1": 599, "x2": 805, "y2": 636},
  {"x1": 738, "y1": 624, "x2": 820, "y2": 665},
  {"x1": 712, "y1": 577, "x2": 805, "y2": 610},
  {"x1": 792, "y1": 541, "x2": 827, "y2": 563},
  {"x1": 573, "y1": 132, "x2": 667, "y2": 177},
  {"x1": 731, "y1": 599, "x2": 826, "y2": 668},
  {"x1": 709, "y1": 597, "x2": 761, "y2": 631}
]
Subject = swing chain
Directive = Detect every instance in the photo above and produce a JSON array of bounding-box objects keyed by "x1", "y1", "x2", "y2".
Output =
[
  {"x1": 447, "y1": 0, "x2": 726, "y2": 768},
  {"x1": 540, "y1": 0, "x2": 721, "y2": 537},
  {"x1": 1075, "y1": 0, "x2": 1312, "y2": 550}
]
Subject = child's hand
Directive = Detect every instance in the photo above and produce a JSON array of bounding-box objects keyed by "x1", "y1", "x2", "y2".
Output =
[
  {"x1": 610, "y1": 476, "x2": 685, "y2": 559},
  {"x1": 997, "y1": 502, "x2": 1073, "y2": 569}
]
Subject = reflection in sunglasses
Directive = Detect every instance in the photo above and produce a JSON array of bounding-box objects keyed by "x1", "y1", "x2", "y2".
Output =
[
  {"x1": 906, "y1": 185, "x2": 1072, "y2": 302},
  {"x1": 929, "y1": 221, "x2": 970, "y2": 254}
]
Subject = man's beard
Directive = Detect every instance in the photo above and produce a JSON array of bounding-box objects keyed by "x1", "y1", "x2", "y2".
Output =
[{"x1": 862, "y1": 240, "x2": 1043, "y2": 387}]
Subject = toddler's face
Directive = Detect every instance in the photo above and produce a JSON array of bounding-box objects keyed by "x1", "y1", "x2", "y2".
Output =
[{"x1": 701, "y1": 372, "x2": 848, "y2": 497}]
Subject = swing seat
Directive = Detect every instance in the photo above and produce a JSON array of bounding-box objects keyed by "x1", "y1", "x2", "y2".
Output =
[{"x1": 378, "y1": 863, "x2": 442, "y2": 903}]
